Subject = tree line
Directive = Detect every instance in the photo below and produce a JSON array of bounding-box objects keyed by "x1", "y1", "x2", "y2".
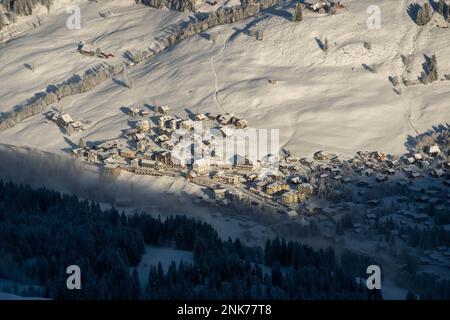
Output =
[
  {"x1": 1, "y1": 0, "x2": 53, "y2": 30},
  {"x1": 0, "y1": 179, "x2": 383, "y2": 299},
  {"x1": 1, "y1": 0, "x2": 279, "y2": 131}
]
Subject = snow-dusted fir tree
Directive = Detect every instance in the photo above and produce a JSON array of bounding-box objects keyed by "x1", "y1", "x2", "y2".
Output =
[
  {"x1": 79, "y1": 138, "x2": 86, "y2": 149},
  {"x1": 323, "y1": 37, "x2": 329, "y2": 52},
  {"x1": 2, "y1": 0, "x2": 53, "y2": 16},
  {"x1": 0, "y1": 8, "x2": 8, "y2": 31},
  {"x1": 448, "y1": 2, "x2": 450, "y2": 21},
  {"x1": 293, "y1": 3, "x2": 303, "y2": 22},
  {"x1": 426, "y1": 54, "x2": 439, "y2": 83},
  {"x1": 123, "y1": 67, "x2": 133, "y2": 89},
  {"x1": 438, "y1": 0, "x2": 447, "y2": 17},
  {"x1": 130, "y1": 50, "x2": 143, "y2": 65},
  {"x1": 416, "y1": 3, "x2": 433, "y2": 26},
  {"x1": 421, "y1": 54, "x2": 438, "y2": 84},
  {"x1": 66, "y1": 124, "x2": 74, "y2": 136},
  {"x1": 27, "y1": 63, "x2": 35, "y2": 72},
  {"x1": 402, "y1": 54, "x2": 413, "y2": 73},
  {"x1": 255, "y1": 30, "x2": 263, "y2": 40}
]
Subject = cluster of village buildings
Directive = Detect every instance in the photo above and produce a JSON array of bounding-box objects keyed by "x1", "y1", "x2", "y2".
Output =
[
  {"x1": 306, "y1": 0, "x2": 345, "y2": 14},
  {"x1": 68, "y1": 103, "x2": 449, "y2": 220},
  {"x1": 68, "y1": 104, "x2": 319, "y2": 214},
  {"x1": 63, "y1": 102, "x2": 450, "y2": 274}
]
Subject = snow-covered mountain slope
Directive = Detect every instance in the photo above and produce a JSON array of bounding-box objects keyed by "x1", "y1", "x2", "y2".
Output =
[
  {"x1": 0, "y1": 0, "x2": 186, "y2": 109},
  {"x1": 0, "y1": 0, "x2": 449, "y2": 157}
]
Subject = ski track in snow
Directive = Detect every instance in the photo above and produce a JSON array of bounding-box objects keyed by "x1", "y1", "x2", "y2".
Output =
[
  {"x1": 210, "y1": 38, "x2": 228, "y2": 113},
  {"x1": 93, "y1": 31, "x2": 108, "y2": 46}
]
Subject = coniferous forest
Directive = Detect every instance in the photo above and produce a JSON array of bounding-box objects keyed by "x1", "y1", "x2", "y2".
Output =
[{"x1": 0, "y1": 180, "x2": 384, "y2": 299}]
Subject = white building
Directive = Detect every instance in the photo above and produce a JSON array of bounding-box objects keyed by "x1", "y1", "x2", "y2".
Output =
[
  {"x1": 57, "y1": 114, "x2": 74, "y2": 127},
  {"x1": 181, "y1": 119, "x2": 194, "y2": 130},
  {"x1": 193, "y1": 158, "x2": 210, "y2": 174},
  {"x1": 136, "y1": 120, "x2": 151, "y2": 132},
  {"x1": 158, "y1": 115, "x2": 172, "y2": 128},
  {"x1": 158, "y1": 105, "x2": 171, "y2": 115}
]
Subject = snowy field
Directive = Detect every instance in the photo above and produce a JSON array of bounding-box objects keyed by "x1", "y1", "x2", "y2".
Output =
[
  {"x1": 0, "y1": 0, "x2": 449, "y2": 158},
  {"x1": 136, "y1": 246, "x2": 194, "y2": 287},
  {"x1": 0, "y1": 144, "x2": 411, "y2": 300}
]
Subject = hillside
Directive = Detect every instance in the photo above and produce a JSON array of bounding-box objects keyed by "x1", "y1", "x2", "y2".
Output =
[{"x1": 0, "y1": 0, "x2": 448, "y2": 158}]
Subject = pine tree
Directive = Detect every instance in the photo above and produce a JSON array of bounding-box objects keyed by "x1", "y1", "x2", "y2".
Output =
[
  {"x1": 255, "y1": 30, "x2": 263, "y2": 40},
  {"x1": 448, "y1": 3, "x2": 450, "y2": 21},
  {"x1": 335, "y1": 222, "x2": 344, "y2": 235},
  {"x1": 293, "y1": 3, "x2": 303, "y2": 22},
  {"x1": 66, "y1": 123, "x2": 74, "y2": 136},
  {"x1": 438, "y1": 0, "x2": 447, "y2": 17},
  {"x1": 430, "y1": 54, "x2": 438, "y2": 81},
  {"x1": 0, "y1": 8, "x2": 7, "y2": 31},
  {"x1": 423, "y1": 54, "x2": 438, "y2": 84},
  {"x1": 79, "y1": 137, "x2": 86, "y2": 149},
  {"x1": 416, "y1": 3, "x2": 433, "y2": 26},
  {"x1": 271, "y1": 261, "x2": 282, "y2": 287},
  {"x1": 131, "y1": 268, "x2": 141, "y2": 299},
  {"x1": 157, "y1": 262, "x2": 164, "y2": 285},
  {"x1": 318, "y1": 180, "x2": 327, "y2": 198}
]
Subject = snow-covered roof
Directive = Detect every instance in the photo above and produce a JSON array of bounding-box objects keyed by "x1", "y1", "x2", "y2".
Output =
[
  {"x1": 429, "y1": 145, "x2": 441, "y2": 154},
  {"x1": 79, "y1": 43, "x2": 95, "y2": 52},
  {"x1": 59, "y1": 114, "x2": 73, "y2": 124}
]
